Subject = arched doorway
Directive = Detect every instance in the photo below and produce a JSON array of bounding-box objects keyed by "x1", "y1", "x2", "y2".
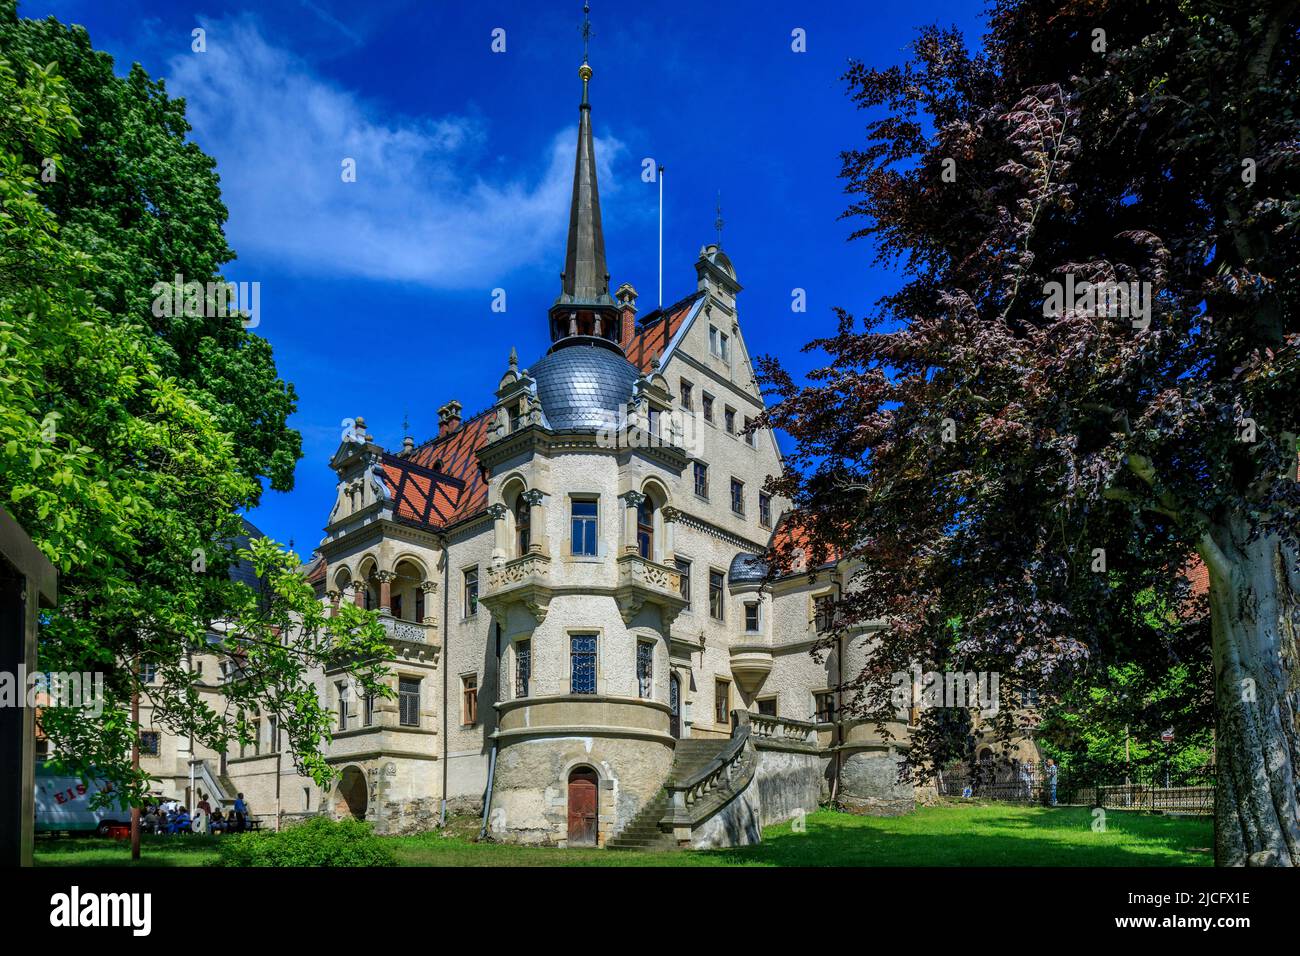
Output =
[
  {"x1": 335, "y1": 765, "x2": 367, "y2": 821},
  {"x1": 567, "y1": 767, "x2": 598, "y2": 846},
  {"x1": 669, "y1": 672, "x2": 681, "y2": 739}
]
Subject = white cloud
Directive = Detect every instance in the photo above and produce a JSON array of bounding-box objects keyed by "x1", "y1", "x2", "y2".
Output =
[{"x1": 165, "y1": 15, "x2": 623, "y2": 287}]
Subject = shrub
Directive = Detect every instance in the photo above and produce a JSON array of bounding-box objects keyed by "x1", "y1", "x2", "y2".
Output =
[{"x1": 217, "y1": 817, "x2": 395, "y2": 867}]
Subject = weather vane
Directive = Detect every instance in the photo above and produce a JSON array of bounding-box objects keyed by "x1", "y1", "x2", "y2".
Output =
[
  {"x1": 581, "y1": 2, "x2": 593, "y2": 64},
  {"x1": 715, "y1": 191, "x2": 725, "y2": 245}
]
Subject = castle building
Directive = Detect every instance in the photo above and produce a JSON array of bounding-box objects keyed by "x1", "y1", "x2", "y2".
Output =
[{"x1": 132, "y1": 40, "x2": 1032, "y2": 849}]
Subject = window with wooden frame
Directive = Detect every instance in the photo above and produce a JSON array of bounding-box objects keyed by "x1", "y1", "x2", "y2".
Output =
[
  {"x1": 515, "y1": 495, "x2": 531, "y2": 556},
  {"x1": 814, "y1": 593, "x2": 836, "y2": 633},
  {"x1": 759, "y1": 492, "x2": 772, "y2": 529},
  {"x1": 636, "y1": 496, "x2": 654, "y2": 559},
  {"x1": 463, "y1": 567, "x2": 479, "y2": 617},
  {"x1": 675, "y1": 557, "x2": 692, "y2": 608},
  {"x1": 693, "y1": 461, "x2": 709, "y2": 498},
  {"x1": 702, "y1": 392, "x2": 714, "y2": 423},
  {"x1": 139, "y1": 731, "x2": 160, "y2": 756},
  {"x1": 679, "y1": 379, "x2": 694, "y2": 411},
  {"x1": 709, "y1": 569, "x2": 725, "y2": 620},
  {"x1": 400, "y1": 677, "x2": 421, "y2": 727},
  {"x1": 336, "y1": 681, "x2": 350, "y2": 731},
  {"x1": 744, "y1": 601, "x2": 760, "y2": 633},
  {"x1": 814, "y1": 691, "x2": 836, "y2": 723},
  {"x1": 757, "y1": 696, "x2": 777, "y2": 717},
  {"x1": 570, "y1": 498, "x2": 599, "y2": 556},
  {"x1": 459, "y1": 674, "x2": 477, "y2": 726},
  {"x1": 714, "y1": 679, "x2": 731, "y2": 725},
  {"x1": 730, "y1": 477, "x2": 745, "y2": 515}
]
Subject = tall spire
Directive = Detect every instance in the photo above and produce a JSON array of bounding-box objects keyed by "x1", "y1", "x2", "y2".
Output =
[{"x1": 550, "y1": 1, "x2": 620, "y2": 351}]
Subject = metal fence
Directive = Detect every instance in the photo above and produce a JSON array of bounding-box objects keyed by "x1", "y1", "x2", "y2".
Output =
[{"x1": 938, "y1": 760, "x2": 1214, "y2": 815}]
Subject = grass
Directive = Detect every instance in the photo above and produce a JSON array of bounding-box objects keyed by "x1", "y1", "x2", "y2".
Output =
[{"x1": 34, "y1": 802, "x2": 1213, "y2": 868}]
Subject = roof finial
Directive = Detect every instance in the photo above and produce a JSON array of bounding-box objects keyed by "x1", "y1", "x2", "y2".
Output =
[
  {"x1": 715, "y1": 190, "x2": 725, "y2": 246},
  {"x1": 509, "y1": 346, "x2": 518, "y2": 371},
  {"x1": 579, "y1": 3, "x2": 594, "y2": 104}
]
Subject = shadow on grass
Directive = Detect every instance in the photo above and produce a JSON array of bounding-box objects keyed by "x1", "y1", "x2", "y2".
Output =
[
  {"x1": 699, "y1": 806, "x2": 1213, "y2": 867},
  {"x1": 35, "y1": 834, "x2": 221, "y2": 868}
]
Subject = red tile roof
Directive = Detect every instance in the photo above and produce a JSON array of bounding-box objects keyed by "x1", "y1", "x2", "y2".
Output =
[
  {"x1": 624, "y1": 293, "x2": 701, "y2": 372},
  {"x1": 368, "y1": 293, "x2": 703, "y2": 531}
]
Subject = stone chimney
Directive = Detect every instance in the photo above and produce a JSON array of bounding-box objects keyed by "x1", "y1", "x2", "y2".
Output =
[
  {"x1": 616, "y1": 282, "x2": 638, "y2": 346},
  {"x1": 437, "y1": 400, "x2": 463, "y2": 438}
]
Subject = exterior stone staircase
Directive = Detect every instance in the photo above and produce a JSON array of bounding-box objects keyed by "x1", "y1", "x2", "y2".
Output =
[{"x1": 605, "y1": 738, "x2": 733, "y2": 851}]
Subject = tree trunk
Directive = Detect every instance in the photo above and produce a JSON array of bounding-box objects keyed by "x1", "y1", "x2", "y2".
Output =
[{"x1": 1203, "y1": 517, "x2": 1300, "y2": 866}]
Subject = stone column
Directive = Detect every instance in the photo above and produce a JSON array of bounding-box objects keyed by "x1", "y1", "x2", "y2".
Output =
[
  {"x1": 351, "y1": 581, "x2": 365, "y2": 608},
  {"x1": 418, "y1": 580, "x2": 439, "y2": 627},
  {"x1": 375, "y1": 570, "x2": 395, "y2": 614},
  {"x1": 487, "y1": 502, "x2": 509, "y2": 565},
  {"x1": 621, "y1": 490, "x2": 646, "y2": 555},
  {"x1": 327, "y1": 589, "x2": 341, "y2": 617},
  {"x1": 522, "y1": 489, "x2": 546, "y2": 555},
  {"x1": 660, "y1": 506, "x2": 679, "y2": 564}
]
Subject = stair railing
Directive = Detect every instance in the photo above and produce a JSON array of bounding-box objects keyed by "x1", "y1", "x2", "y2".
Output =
[{"x1": 666, "y1": 710, "x2": 752, "y2": 822}]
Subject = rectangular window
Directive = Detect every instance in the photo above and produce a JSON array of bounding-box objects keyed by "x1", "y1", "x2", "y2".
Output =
[
  {"x1": 139, "y1": 731, "x2": 160, "y2": 756},
  {"x1": 814, "y1": 692, "x2": 836, "y2": 723},
  {"x1": 731, "y1": 478, "x2": 745, "y2": 515},
  {"x1": 336, "y1": 681, "x2": 350, "y2": 731},
  {"x1": 463, "y1": 567, "x2": 479, "y2": 617},
  {"x1": 759, "y1": 493, "x2": 772, "y2": 529},
  {"x1": 400, "y1": 677, "x2": 422, "y2": 727},
  {"x1": 720, "y1": 331, "x2": 730, "y2": 361},
  {"x1": 516, "y1": 639, "x2": 531, "y2": 698},
  {"x1": 709, "y1": 325, "x2": 719, "y2": 355},
  {"x1": 363, "y1": 691, "x2": 375, "y2": 727},
  {"x1": 571, "y1": 634, "x2": 598, "y2": 694},
  {"x1": 744, "y1": 416, "x2": 756, "y2": 447},
  {"x1": 702, "y1": 392, "x2": 714, "y2": 423},
  {"x1": 570, "y1": 498, "x2": 598, "y2": 556},
  {"x1": 814, "y1": 594, "x2": 836, "y2": 633},
  {"x1": 724, "y1": 406, "x2": 736, "y2": 434},
  {"x1": 744, "y1": 601, "x2": 760, "y2": 633},
  {"x1": 675, "y1": 557, "x2": 692, "y2": 608},
  {"x1": 139, "y1": 662, "x2": 157, "y2": 684},
  {"x1": 459, "y1": 675, "x2": 476, "y2": 726},
  {"x1": 268, "y1": 715, "x2": 278, "y2": 750},
  {"x1": 636, "y1": 641, "x2": 654, "y2": 699},
  {"x1": 758, "y1": 697, "x2": 777, "y2": 717},
  {"x1": 251, "y1": 719, "x2": 261, "y2": 756},
  {"x1": 694, "y1": 461, "x2": 708, "y2": 498},
  {"x1": 714, "y1": 679, "x2": 730, "y2": 725},
  {"x1": 709, "y1": 570, "x2": 725, "y2": 621},
  {"x1": 679, "y1": 379, "x2": 694, "y2": 411}
]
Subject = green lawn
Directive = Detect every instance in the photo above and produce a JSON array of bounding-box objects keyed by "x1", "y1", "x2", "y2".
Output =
[{"x1": 34, "y1": 803, "x2": 1213, "y2": 868}]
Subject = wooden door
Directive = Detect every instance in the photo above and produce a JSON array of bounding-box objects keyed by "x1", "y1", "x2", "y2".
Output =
[{"x1": 567, "y1": 768, "x2": 598, "y2": 846}]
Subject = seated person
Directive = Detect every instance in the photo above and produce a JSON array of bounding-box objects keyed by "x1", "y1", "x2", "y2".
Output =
[{"x1": 210, "y1": 809, "x2": 226, "y2": 834}]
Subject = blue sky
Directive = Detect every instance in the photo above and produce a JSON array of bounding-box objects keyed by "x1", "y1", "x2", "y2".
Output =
[{"x1": 20, "y1": 0, "x2": 987, "y2": 557}]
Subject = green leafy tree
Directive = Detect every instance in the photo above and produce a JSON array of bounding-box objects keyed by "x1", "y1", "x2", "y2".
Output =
[{"x1": 0, "y1": 9, "x2": 390, "y2": 803}]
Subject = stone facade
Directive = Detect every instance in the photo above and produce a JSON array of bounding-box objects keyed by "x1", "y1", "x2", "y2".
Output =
[{"x1": 133, "y1": 54, "x2": 1038, "y2": 848}]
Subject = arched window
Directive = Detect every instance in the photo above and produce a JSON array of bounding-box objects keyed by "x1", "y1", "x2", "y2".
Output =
[
  {"x1": 515, "y1": 495, "x2": 531, "y2": 556},
  {"x1": 637, "y1": 497, "x2": 654, "y2": 559}
]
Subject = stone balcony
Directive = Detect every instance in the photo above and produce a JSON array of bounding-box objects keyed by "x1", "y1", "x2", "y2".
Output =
[
  {"x1": 377, "y1": 613, "x2": 434, "y2": 646},
  {"x1": 480, "y1": 552, "x2": 553, "y2": 623},
  {"x1": 615, "y1": 552, "x2": 688, "y2": 627},
  {"x1": 728, "y1": 642, "x2": 774, "y2": 692}
]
